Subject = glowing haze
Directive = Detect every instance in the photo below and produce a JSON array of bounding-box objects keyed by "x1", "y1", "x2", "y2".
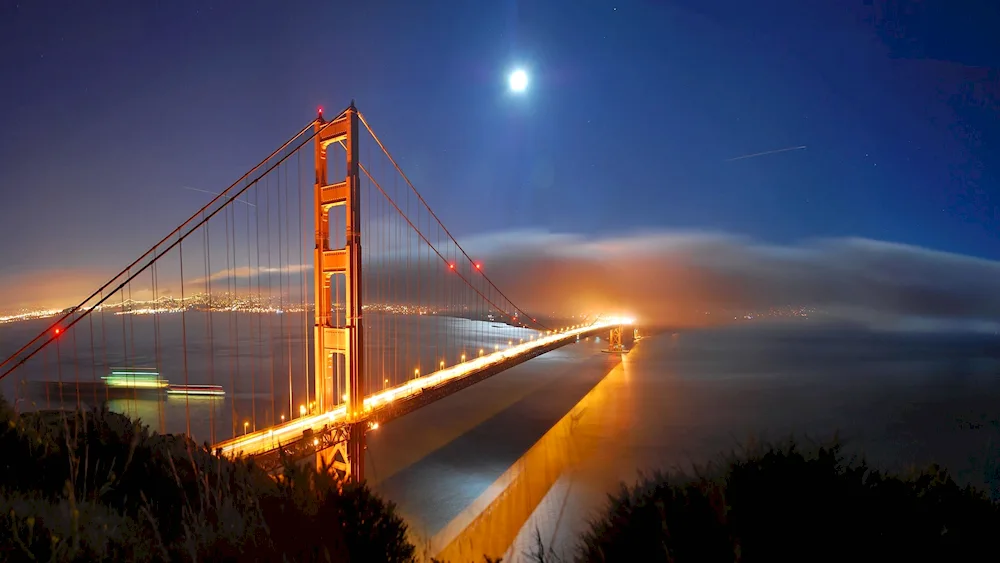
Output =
[
  {"x1": 4, "y1": 229, "x2": 1000, "y2": 334},
  {"x1": 459, "y1": 230, "x2": 1000, "y2": 332}
]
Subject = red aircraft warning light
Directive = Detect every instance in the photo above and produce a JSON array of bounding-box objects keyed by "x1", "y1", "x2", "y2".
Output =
[
  {"x1": 475, "y1": 263, "x2": 482, "y2": 270},
  {"x1": 54, "y1": 328, "x2": 61, "y2": 335},
  {"x1": 449, "y1": 263, "x2": 455, "y2": 270}
]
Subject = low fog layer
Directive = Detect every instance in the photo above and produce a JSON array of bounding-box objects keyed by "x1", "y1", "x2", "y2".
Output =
[
  {"x1": 4, "y1": 229, "x2": 999, "y2": 334},
  {"x1": 461, "y1": 230, "x2": 1000, "y2": 332}
]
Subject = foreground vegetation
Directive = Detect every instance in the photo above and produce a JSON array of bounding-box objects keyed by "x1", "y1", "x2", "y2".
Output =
[
  {"x1": 0, "y1": 396, "x2": 413, "y2": 562},
  {"x1": 575, "y1": 441, "x2": 1000, "y2": 562},
  {"x1": 3, "y1": 395, "x2": 1000, "y2": 562}
]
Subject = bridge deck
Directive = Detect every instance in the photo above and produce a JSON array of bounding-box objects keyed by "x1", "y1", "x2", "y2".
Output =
[{"x1": 214, "y1": 321, "x2": 616, "y2": 462}]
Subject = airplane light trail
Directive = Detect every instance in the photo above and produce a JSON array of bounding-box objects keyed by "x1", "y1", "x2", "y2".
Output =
[{"x1": 726, "y1": 145, "x2": 807, "y2": 162}]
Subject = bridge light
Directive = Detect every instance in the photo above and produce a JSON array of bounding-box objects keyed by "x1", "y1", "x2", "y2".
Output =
[
  {"x1": 318, "y1": 106, "x2": 323, "y2": 115},
  {"x1": 299, "y1": 404, "x2": 306, "y2": 416},
  {"x1": 414, "y1": 368, "x2": 420, "y2": 376},
  {"x1": 280, "y1": 414, "x2": 285, "y2": 422},
  {"x1": 342, "y1": 393, "x2": 348, "y2": 401},
  {"x1": 313, "y1": 438, "x2": 319, "y2": 447},
  {"x1": 440, "y1": 360, "x2": 445, "y2": 369},
  {"x1": 461, "y1": 354, "x2": 466, "y2": 362},
  {"x1": 370, "y1": 421, "x2": 380, "y2": 430},
  {"x1": 243, "y1": 421, "x2": 249, "y2": 435},
  {"x1": 508, "y1": 340, "x2": 512, "y2": 347},
  {"x1": 479, "y1": 349, "x2": 484, "y2": 356},
  {"x1": 384, "y1": 378, "x2": 389, "y2": 384}
]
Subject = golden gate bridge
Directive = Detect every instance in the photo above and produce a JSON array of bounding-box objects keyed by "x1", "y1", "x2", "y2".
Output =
[{"x1": 0, "y1": 102, "x2": 631, "y2": 482}]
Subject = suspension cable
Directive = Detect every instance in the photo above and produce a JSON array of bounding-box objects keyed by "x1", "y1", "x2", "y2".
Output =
[
  {"x1": 357, "y1": 112, "x2": 546, "y2": 330},
  {"x1": 355, "y1": 158, "x2": 533, "y2": 328},
  {"x1": 0, "y1": 114, "x2": 340, "y2": 382}
]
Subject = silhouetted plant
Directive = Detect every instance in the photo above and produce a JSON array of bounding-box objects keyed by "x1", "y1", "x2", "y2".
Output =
[
  {"x1": 6, "y1": 396, "x2": 1000, "y2": 562},
  {"x1": 576, "y1": 439, "x2": 1000, "y2": 562},
  {"x1": 0, "y1": 394, "x2": 415, "y2": 562}
]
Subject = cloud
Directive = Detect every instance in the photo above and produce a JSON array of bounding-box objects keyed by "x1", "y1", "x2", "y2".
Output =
[
  {"x1": 3, "y1": 228, "x2": 999, "y2": 334},
  {"x1": 458, "y1": 229, "x2": 1000, "y2": 331},
  {"x1": 187, "y1": 263, "x2": 311, "y2": 286}
]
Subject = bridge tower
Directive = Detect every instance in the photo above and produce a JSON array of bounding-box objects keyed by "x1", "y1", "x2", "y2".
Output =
[
  {"x1": 606, "y1": 325, "x2": 625, "y2": 353},
  {"x1": 313, "y1": 103, "x2": 366, "y2": 481}
]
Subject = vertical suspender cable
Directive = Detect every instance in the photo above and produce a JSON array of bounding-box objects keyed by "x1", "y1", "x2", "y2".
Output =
[
  {"x1": 204, "y1": 210, "x2": 216, "y2": 444},
  {"x1": 180, "y1": 240, "x2": 191, "y2": 437}
]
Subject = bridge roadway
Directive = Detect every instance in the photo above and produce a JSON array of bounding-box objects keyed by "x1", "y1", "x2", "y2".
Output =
[{"x1": 213, "y1": 319, "x2": 626, "y2": 461}]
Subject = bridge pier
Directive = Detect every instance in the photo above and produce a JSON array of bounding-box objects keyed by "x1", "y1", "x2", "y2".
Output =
[
  {"x1": 348, "y1": 421, "x2": 366, "y2": 482},
  {"x1": 311, "y1": 422, "x2": 366, "y2": 481},
  {"x1": 605, "y1": 325, "x2": 625, "y2": 353},
  {"x1": 603, "y1": 323, "x2": 637, "y2": 354}
]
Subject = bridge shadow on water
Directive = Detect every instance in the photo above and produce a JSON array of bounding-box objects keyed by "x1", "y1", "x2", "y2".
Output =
[{"x1": 367, "y1": 337, "x2": 636, "y2": 561}]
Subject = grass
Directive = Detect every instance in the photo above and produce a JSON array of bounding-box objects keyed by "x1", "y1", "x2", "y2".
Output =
[
  {"x1": 0, "y1": 394, "x2": 414, "y2": 562},
  {"x1": 4, "y1": 393, "x2": 1000, "y2": 562}
]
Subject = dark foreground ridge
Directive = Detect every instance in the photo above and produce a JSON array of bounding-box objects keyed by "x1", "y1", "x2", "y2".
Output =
[
  {"x1": 576, "y1": 440, "x2": 1000, "y2": 563},
  {"x1": 3, "y1": 395, "x2": 1000, "y2": 562},
  {"x1": 0, "y1": 396, "x2": 413, "y2": 563}
]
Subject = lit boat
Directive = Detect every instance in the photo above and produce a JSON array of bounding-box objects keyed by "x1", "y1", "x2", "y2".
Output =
[
  {"x1": 102, "y1": 368, "x2": 168, "y2": 390},
  {"x1": 167, "y1": 384, "x2": 225, "y2": 396}
]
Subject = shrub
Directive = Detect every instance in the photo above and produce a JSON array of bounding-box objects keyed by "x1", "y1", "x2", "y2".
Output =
[
  {"x1": 0, "y1": 395, "x2": 415, "y2": 562},
  {"x1": 577, "y1": 440, "x2": 1000, "y2": 562}
]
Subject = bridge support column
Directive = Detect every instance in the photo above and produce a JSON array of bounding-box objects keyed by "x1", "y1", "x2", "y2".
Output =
[
  {"x1": 314, "y1": 102, "x2": 366, "y2": 482},
  {"x1": 347, "y1": 422, "x2": 366, "y2": 482},
  {"x1": 604, "y1": 325, "x2": 626, "y2": 354}
]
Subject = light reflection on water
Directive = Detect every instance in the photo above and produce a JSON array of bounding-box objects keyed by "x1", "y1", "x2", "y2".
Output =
[
  {"x1": 5, "y1": 318, "x2": 1000, "y2": 560},
  {"x1": 0, "y1": 312, "x2": 540, "y2": 444},
  {"x1": 368, "y1": 326, "x2": 1000, "y2": 561}
]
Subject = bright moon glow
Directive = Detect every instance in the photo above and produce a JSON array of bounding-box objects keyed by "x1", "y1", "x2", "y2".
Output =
[{"x1": 509, "y1": 69, "x2": 528, "y2": 92}]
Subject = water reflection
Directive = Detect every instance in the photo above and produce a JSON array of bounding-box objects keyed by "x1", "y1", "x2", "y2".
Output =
[
  {"x1": 370, "y1": 326, "x2": 1000, "y2": 561},
  {"x1": 0, "y1": 312, "x2": 541, "y2": 444},
  {"x1": 432, "y1": 347, "x2": 633, "y2": 561}
]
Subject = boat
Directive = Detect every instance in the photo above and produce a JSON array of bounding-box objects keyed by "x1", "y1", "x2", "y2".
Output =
[
  {"x1": 167, "y1": 384, "x2": 225, "y2": 397},
  {"x1": 101, "y1": 368, "x2": 168, "y2": 390}
]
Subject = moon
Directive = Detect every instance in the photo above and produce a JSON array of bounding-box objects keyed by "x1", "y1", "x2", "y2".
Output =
[{"x1": 509, "y1": 69, "x2": 528, "y2": 93}]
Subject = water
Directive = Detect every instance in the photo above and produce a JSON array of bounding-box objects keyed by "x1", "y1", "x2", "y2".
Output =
[
  {"x1": 5, "y1": 317, "x2": 1000, "y2": 559},
  {"x1": 361, "y1": 325, "x2": 1000, "y2": 560},
  {"x1": 0, "y1": 312, "x2": 541, "y2": 443}
]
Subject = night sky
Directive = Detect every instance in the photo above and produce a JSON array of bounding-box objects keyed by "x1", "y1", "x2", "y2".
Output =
[{"x1": 1, "y1": 1, "x2": 998, "y2": 326}]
